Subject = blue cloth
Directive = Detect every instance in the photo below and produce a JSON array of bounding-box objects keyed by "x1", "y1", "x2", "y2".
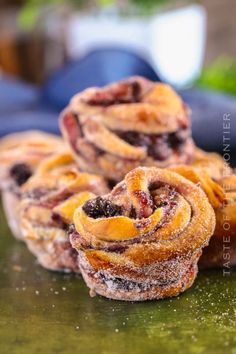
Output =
[
  {"x1": 0, "y1": 76, "x2": 39, "y2": 114},
  {"x1": 180, "y1": 88, "x2": 236, "y2": 154},
  {"x1": 42, "y1": 47, "x2": 161, "y2": 110},
  {"x1": 0, "y1": 110, "x2": 60, "y2": 137}
]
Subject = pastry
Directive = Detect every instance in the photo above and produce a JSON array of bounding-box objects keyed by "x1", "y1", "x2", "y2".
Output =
[
  {"x1": 200, "y1": 174, "x2": 236, "y2": 268},
  {"x1": 169, "y1": 165, "x2": 236, "y2": 268},
  {"x1": 169, "y1": 165, "x2": 225, "y2": 209},
  {"x1": 20, "y1": 152, "x2": 109, "y2": 273},
  {"x1": 0, "y1": 131, "x2": 65, "y2": 240},
  {"x1": 191, "y1": 148, "x2": 231, "y2": 180},
  {"x1": 70, "y1": 167, "x2": 215, "y2": 301},
  {"x1": 60, "y1": 76, "x2": 195, "y2": 181}
]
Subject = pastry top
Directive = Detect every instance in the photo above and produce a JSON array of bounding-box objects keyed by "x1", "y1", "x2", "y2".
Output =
[
  {"x1": 0, "y1": 131, "x2": 65, "y2": 189},
  {"x1": 169, "y1": 165, "x2": 225, "y2": 209},
  {"x1": 60, "y1": 77, "x2": 194, "y2": 181},
  {"x1": 73, "y1": 167, "x2": 215, "y2": 264},
  {"x1": 192, "y1": 148, "x2": 231, "y2": 180},
  {"x1": 22, "y1": 151, "x2": 108, "y2": 197},
  {"x1": 67, "y1": 76, "x2": 190, "y2": 135},
  {"x1": 214, "y1": 174, "x2": 236, "y2": 237},
  {"x1": 218, "y1": 174, "x2": 236, "y2": 190},
  {"x1": 20, "y1": 151, "x2": 109, "y2": 229}
]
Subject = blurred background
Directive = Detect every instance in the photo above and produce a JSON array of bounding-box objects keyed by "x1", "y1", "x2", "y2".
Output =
[{"x1": 0, "y1": 0, "x2": 235, "y2": 159}]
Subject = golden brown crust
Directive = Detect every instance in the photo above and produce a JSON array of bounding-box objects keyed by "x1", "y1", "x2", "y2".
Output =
[
  {"x1": 60, "y1": 77, "x2": 194, "y2": 181},
  {"x1": 0, "y1": 131, "x2": 65, "y2": 188},
  {"x1": 26, "y1": 233, "x2": 80, "y2": 273},
  {"x1": 79, "y1": 251, "x2": 198, "y2": 301},
  {"x1": 21, "y1": 151, "x2": 108, "y2": 198},
  {"x1": 168, "y1": 165, "x2": 236, "y2": 269},
  {"x1": 169, "y1": 165, "x2": 225, "y2": 209},
  {"x1": 199, "y1": 174, "x2": 236, "y2": 268},
  {"x1": 69, "y1": 77, "x2": 189, "y2": 134},
  {"x1": 71, "y1": 167, "x2": 215, "y2": 301},
  {"x1": 20, "y1": 152, "x2": 109, "y2": 273},
  {"x1": 0, "y1": 131, "x2": 65, "y2": 240},
  {"x1": 215, "y1": 175, "x2": 236, "y2": 237},
  {"x1": 191, "y1": 148, "x2": 231, "y2": 180}
]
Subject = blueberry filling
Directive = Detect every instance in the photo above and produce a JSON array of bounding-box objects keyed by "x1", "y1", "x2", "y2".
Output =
[
  {"x1": 24, "y1": 187, "x2": 49, "y2": 200},
  {"x1": 116, "y1": 128, "x2": 190, "y2": 160},
  {"x1": 9, "y1": 163, "x2": 32, "y2": 186},
  {"x1": 51, "y1": 212, "x2": 69, "y2": 231},
  {"x1": 65, "y1": 109, "x2": 190, "y2": 162},
  {"x1": 99, "y1": 273, "x2": 146, "y2": 291},
  {"x1": 152, "y1": 185, "x2": 176, "y2": 208},
  {"x1": 83, "y1": 197, "x2": 122, "y2": 218},
  {"x1": 83, "y1": 81, "x2": 142, "y2": 107}
]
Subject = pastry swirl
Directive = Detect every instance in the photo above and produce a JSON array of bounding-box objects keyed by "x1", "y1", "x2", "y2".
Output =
[
  {"x1": 0, "y1": 131, "x2": 65, "y2": 240},
  {"x1": 60, "y1": 76, "x2": 195, "y2": 181},
  {"x1": 20, "y1": 152, "x2": 109, "y2": 273},
  {"x1": 169, "y1": 165, "x2": 225, "y2": 209},
  {"x1": 200, "y1": 174, "x2": 236, "y2": 268},
  {"x1": 191, "y1": 148, "x2": 231, "y2": 180},
  {"x1": 169, "y1": 165, "x2": 236, "y2": 268},
  {"x1": 71, "y1": 167, "x2": 215, "y2": 301}
]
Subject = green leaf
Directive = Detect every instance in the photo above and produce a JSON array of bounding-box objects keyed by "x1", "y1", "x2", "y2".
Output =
[
  {"x1": 196, "y1": 56, "x2": 236, "y2": 96},
  {"x1": 18, "y1": 4, "x2": 39, "y2": 30},
  {"x1": 96, "y1": 0, "x2": 115, "y2": 7}
]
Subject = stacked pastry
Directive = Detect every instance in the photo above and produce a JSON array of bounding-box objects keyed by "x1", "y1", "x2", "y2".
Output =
[
  {"x1": 0, "y1": 76, "x2": 235, "y2": 301},
  {"x1": 60, "y1": 77, "x2": 195, "y2": 181}
]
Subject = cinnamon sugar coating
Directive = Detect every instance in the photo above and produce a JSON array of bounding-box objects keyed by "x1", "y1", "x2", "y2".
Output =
[
  {"x1": 71, "y1": 167, "x2": 215, "y2": 301},
  {"x1": 20, "y1": 152, "x2": 109, "y2": 273},
  {"x1": 0, "y1": 131, "x2": 65, "y2": 240},
  {"x1": 60, "y1": 77, "x2": 195, "y2": 181}
]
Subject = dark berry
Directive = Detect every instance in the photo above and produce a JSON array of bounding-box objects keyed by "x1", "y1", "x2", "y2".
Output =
[
  {"x1": 84, "y1": 81, "x2": 141, "y2": 106},
  {"x1": 169, "y1": 128, "x2": 190, "y2": 147},
  {"x1": 9, "y1": 163, "x2": 32, "y2": 186},
  {"x1": 116, "y1": 128, "x2": 189, "y2": 161},
  {"x1": 83, "y1": 197, "x2": 122, "y2": 219}
]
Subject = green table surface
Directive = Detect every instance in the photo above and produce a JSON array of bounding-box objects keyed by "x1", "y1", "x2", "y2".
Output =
[{"x1": 0, "y1": 204, "x2": 236, "y2": 354}]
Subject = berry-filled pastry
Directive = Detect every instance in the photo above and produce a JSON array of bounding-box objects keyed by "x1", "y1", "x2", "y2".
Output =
[
  {"x1": 20, "y1": 152, "x2": 109, "y2": 273},
  {"x1": 169, "y1": 165, "x2": 225, "y2": 210},
  {"x1": 71, "y1": 167, "x2": 215, "y2": 301},
  {"x1": 60, "y1": 76, "x2": 195, "y2": 181},
  {"x1": 191, "y1": 148, "x2": 231, "y2": 180},
  {"x1": 169, "y1": 165, "x2": 236, "y2": 268},
  {"x1": 0, "y1": 131, "x2": 65, "y2": 240},
  {"x1": 200, "y1": 174, "x2": 236, "y2": 268}
]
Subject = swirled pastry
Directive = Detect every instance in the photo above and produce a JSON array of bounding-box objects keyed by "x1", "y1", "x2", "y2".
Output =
[
  {"x1": 60, "y1": 76, "x2": 195, "y2": 181},
  {"x1": 20, "y1": 152, "x2": 109, "y2": 273},
  {"x1": 71, "y1": 167, "x2": 215, "y2": 301},
  {"x1": 169, "y1": 165, "x2": 236, "y2": 268},
  {"x1": 191, "y1": 148, "x2": 231, "y2": 180},
  {"x1": 199, "y1": 175, "x2": 236, "y2": 268},
  {"x1": 169, "y1": 165, "x2": 225, "y2": 209},
  {"x1": 0, "y1": 131, "x2": 65, "y2": 240}
]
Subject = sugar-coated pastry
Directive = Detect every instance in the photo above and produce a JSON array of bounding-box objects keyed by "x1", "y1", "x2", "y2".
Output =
[
  {"x1": 169, "y1": 165, "x2": 225, "y2": 209},
  {"x1": 71, "y1": 167, "x2": 215, "y2": 301},
  {"x1": 191, "y1": 148, "x2": 231, "y2": 180},
  {"x1": 200, "y1": 175, "x2": 236, "y2": 268},
  {"x1": 169, "y1": 165, "x2": 236, "y2": 268},
  {"x1": 0, "y1": 131, "x2": 65, "y2": 240},
  {"x1": 20, "y1": 152, "x2": 109, "y2": 273},
  {"x1": 60, "y1": 76, "x2": 195, "y2": 181}
]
